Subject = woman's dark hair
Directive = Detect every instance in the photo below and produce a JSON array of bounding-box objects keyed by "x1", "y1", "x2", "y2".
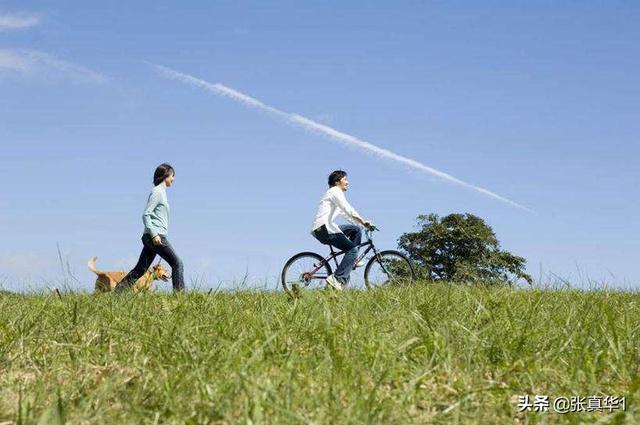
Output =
[
  {"x1": 153, "y1": 163, "x2": 175, "y2": 186},
  {"x1": 328, "y1": 170, "x2": 347, "y2": 187}
]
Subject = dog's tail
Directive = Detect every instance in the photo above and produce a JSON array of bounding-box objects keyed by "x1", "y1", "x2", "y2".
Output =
[{"x1": 87, "y1": 256, "x2": 101, "y2": 275}]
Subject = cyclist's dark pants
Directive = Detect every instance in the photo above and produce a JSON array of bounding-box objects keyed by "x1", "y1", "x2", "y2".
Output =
[
  {"x1": 313, "y1": 224, "x2": 362, "y2": 284},
  {"x1": 115, "y1": 234, "x2": 185, "y2": 292}
]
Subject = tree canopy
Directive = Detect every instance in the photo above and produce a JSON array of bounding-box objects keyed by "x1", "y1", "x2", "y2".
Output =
[{"x1": 398, "y1": 213, "x2": 532, "y2": 285}]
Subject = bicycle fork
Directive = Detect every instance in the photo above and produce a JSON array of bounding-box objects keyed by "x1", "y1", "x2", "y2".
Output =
[{"x1": 371, "y1": 247, "x2": 393, "y2": 278}]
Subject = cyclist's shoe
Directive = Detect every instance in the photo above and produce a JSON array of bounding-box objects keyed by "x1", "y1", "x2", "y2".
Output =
[
  {"x1": 354, "y1": 260, "x2": 366, "y2": 268},
  {"x1": 325, "y1": 274, "x2": 343, "y2": 291}
]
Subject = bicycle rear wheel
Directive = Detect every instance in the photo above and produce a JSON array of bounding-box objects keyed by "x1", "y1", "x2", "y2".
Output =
[
  {"x1": 281, "y1": 252, "x2": 333, "y2": 294},
  {"x1": 364, "y1": 250, "x2": 415, "y2": 289}
]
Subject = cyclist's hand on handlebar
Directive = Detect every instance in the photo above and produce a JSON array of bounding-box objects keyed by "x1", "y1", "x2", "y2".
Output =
[{"x1": 363, "y1": 220, "x2": 375, "y2": 230}]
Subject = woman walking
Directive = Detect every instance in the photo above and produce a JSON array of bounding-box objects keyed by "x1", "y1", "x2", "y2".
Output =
[{"x1": 115, "y1": 163, "x2": 185, "y2": 292}]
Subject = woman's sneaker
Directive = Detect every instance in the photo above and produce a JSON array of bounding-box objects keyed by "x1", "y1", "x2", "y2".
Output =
[{"x1": 325, "y1": 274, "x2": 343, "y2": 291}]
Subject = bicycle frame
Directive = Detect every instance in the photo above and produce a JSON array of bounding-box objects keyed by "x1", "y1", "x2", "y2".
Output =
[{"x1": 304, "y1": 230, "x2": 381, "y2": 281}]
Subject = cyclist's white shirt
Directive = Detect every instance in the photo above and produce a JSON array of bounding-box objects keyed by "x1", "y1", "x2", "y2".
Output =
[{"x1": 311, "y1": 186, "x2": 362, "y2": 234}]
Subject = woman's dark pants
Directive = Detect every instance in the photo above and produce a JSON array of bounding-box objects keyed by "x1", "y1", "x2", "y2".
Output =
[{"x1": 115, "y1": 234, "x2": 185, "y2": 292}]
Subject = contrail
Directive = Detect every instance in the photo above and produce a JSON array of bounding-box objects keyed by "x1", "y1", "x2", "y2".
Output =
[{"x1": 151, "y1": 63, "x2": 531, "y2": 211}]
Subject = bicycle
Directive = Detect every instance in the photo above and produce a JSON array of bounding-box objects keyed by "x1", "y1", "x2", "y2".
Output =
[{"x1": 281, "y1": 226, "x2": 415, "y2": 294}]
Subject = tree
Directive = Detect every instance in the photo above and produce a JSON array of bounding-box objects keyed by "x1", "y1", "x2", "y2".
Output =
[{"x1": 398, "y1": 213, "x2": 532, "y2": 285}]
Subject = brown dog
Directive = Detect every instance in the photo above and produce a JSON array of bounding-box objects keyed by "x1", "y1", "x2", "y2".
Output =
[{"x1": 88, "y1": 256, "x2": 171, "y2": 293}]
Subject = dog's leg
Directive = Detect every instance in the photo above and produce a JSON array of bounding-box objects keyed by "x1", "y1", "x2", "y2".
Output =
[
  {"x1": 95, "y1": 276, "x2": 111, "y2": 293},
  {"x1": 133, "y1": 270, "x2": 155, "y2": 293}
]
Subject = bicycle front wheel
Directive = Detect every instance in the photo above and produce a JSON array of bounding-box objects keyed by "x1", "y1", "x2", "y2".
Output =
[
  {"x1": 281, "y1": 252, "x2": 333, "y2": 294},
  {"x1": 364, "y1": 250, "x2": 415, "y2": 289}
]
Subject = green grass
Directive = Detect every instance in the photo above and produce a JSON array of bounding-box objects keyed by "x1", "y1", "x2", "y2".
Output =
[{"x1": 1, "y1": 284, "x2": 639, "y2": 424}]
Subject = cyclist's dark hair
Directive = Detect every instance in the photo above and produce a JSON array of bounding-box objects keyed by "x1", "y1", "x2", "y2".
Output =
[
  {"x1": 328, "y1": 170, "x2": 347, "y2": 187},
  {"x1": 153, "y1": 163, "x2": 175, "y2": 186}
]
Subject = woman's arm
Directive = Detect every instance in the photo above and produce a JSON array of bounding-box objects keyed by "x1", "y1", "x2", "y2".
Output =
[{"x1": 142, "y1": 190, "x2": 161, "y2": 238}]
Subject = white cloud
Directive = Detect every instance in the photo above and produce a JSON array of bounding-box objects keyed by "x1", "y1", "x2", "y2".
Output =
[
  {"x1": 0, "y1": 49, "x2": 107, "y2": 84},
  {"x1": 0, "y1": 12, "x2": 41, "y2": 31},
  {"x1": 0, "y1": 49, "x2": 30, "y2": 71}
]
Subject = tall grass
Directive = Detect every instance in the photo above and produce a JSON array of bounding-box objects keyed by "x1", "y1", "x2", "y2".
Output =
[{"x1": 1, "y1": 284, "x2": 638, "y2": 424}]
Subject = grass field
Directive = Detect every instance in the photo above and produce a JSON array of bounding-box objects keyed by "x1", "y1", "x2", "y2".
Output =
[{"x1": 1, "y1": 283, "x2": 638, "y2": 424}]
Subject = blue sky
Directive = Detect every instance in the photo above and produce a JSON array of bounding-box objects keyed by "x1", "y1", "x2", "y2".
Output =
[{"x1": 1, "y1": 1, "x2": 638, "y2": 291}]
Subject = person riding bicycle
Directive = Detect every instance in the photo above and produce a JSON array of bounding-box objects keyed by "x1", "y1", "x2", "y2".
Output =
[{"x1": 311, "y1": 170, "x2": 374, "y2": 291}]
